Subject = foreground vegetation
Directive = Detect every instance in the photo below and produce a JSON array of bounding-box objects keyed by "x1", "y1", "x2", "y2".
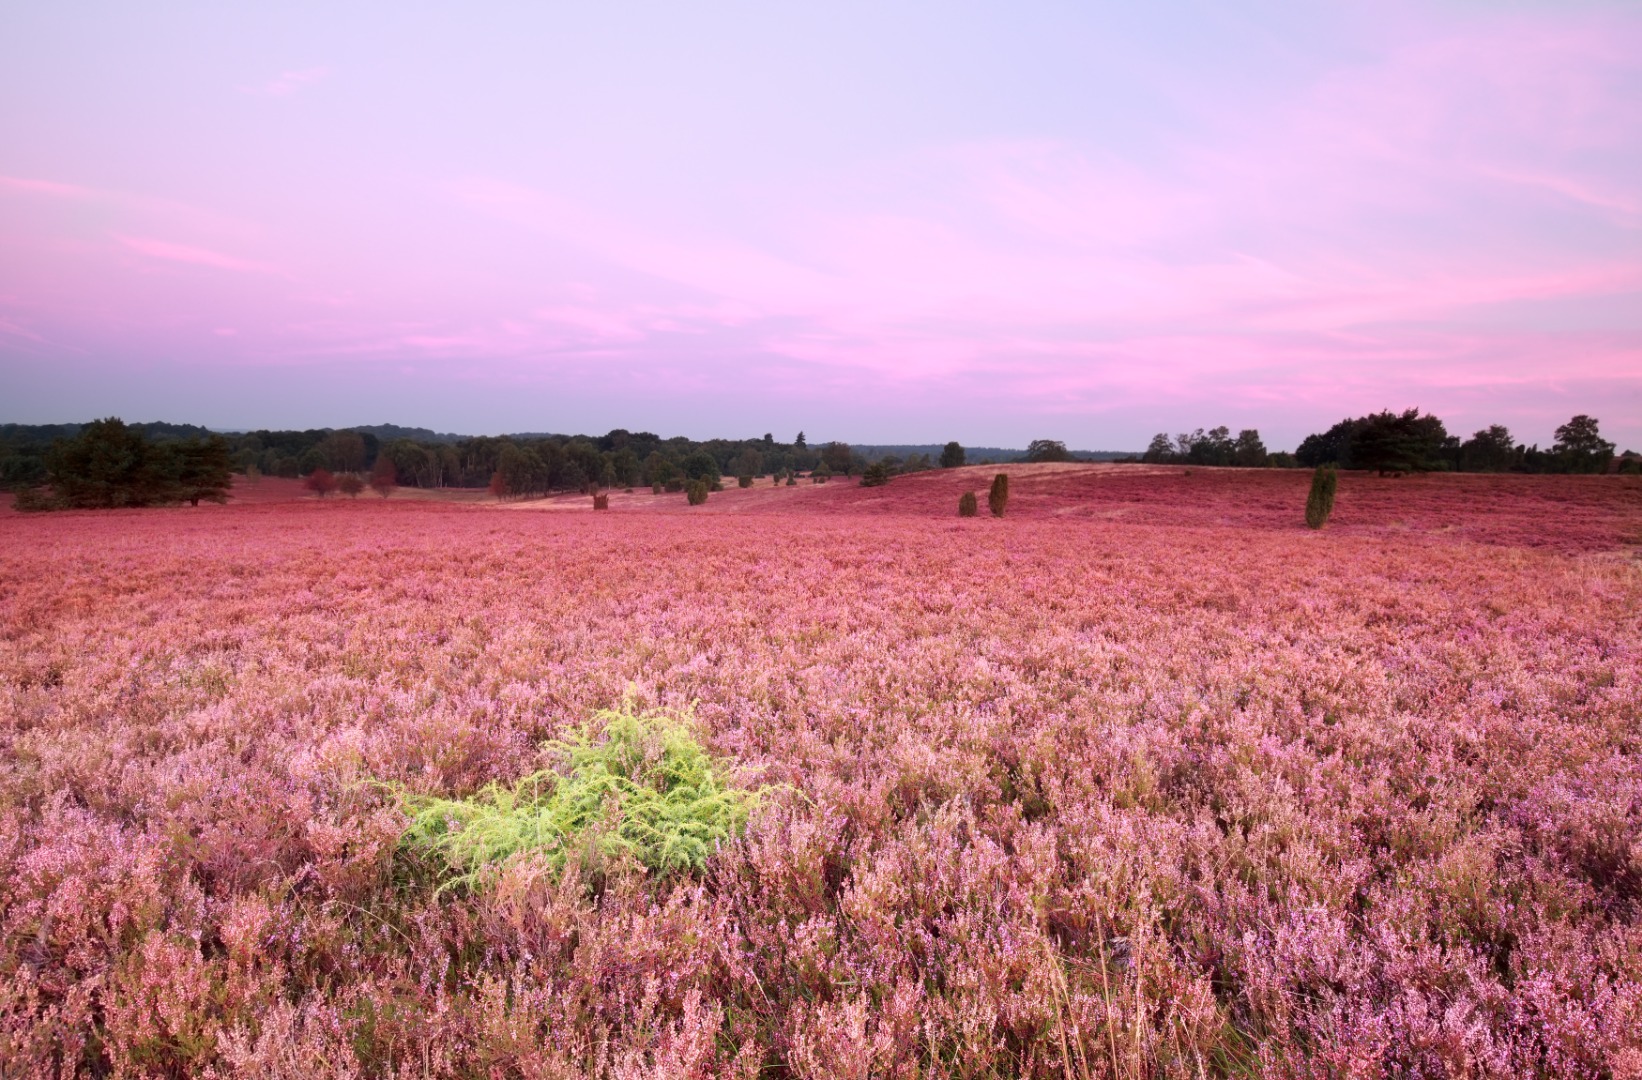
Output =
[{"x1": 2, "y1": 472, "x2": 1639, "y2": 1076}]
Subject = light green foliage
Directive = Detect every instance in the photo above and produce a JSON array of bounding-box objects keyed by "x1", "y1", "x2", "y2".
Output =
[{"x1": 399, "y1": 710, "x2": 758, "y2": 891}]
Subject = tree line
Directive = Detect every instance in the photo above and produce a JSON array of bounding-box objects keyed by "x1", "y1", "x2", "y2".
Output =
[{"x1": 1141, "y1": 411, "x2": 1630, "y2": 475}]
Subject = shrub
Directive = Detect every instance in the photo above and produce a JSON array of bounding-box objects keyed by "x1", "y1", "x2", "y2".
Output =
[
  {"x1": 958, "y1": 491, "x2": 978, "y2": 517},
  {"x1": 686, "y1": 480, "x2": 709, "y2": 505},
  {"x1": 786, "y1": 475, "x2": 797, "y2": 486},
  {"x1": 369, "y1": 457, "x2": 396, "y2": 497},
  {"x1": 988, "y1": 473, "x2": 1008, "y2": 517},
  {"x1": 398, "y1": 710, "x2": 760, "y2": 891},
  {"x1": 665, "y1": 478, "x2": 685, "y2": 493},
  {"x1": 593, "y1": 494, "x2": 609, "y2": 510},
  {"x1": 652, "y1": 482, "x2": 663, "y2": 494},
  {"x1": 1306, "y1": 466, "x2": 1338, "y2": 529},
  {"x1": 812, "y1": 464, "x2": 832, "y2": 484},
  {"x1": 304, "y1": 468, "x2": 339, "y2": 498},
  {"x1": 738, "y1": 475, "x2": 753, "y2": 488},
  {"x1": 860, "y1": 461, "x2": 891, "y2": 487},
  {"x1": 711, "y1": 480, "x2": 724, "y2": 492},
  {"x1": 338, "y1": 474, "x2": 365, "y2": 498}
]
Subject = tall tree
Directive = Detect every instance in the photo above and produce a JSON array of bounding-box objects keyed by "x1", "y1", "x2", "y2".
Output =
[
  {"x1": 940, "y1": 441, "x2": 965, "y2": 468},
  {"x1": 174, "y1": 435, "x2": 233, "y2": 506},
  {"x1": 1553, "y1": 415, "x2": 1614, "y2": 473},
  {"x1": 1024, "y1": 439, "x2": 1072, "y2": 463},
  {"x1": 1460, "y1": 425, "x2": 1516, "y2": 472},
  {"x1": 44, "y1": 417, "x2": 179, "y2": 508}
]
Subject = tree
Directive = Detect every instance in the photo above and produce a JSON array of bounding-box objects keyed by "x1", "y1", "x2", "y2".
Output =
[
  {"x1": 686, "y1": 479, "x2": 709, "y2": 505},
  {"x1": 1553, "y1": 415, "x2": 1614, "y2": 473},
  {"x1": 1142, "y1": 433, "x2": 1174, "y2": 464},
  {"x1": 988, "y1": 473, "x2": 1009, "y2": 517},
  {"x1": 940, "y1": 442, "x2": 966, "y2": 468},
  {"x1": 682, "y1": 449, "x2": 720, "y2": 483},
  {"x1": 1023, "y1": 439, "x2": 1072, "y2": 463},
  {"x1": 1295, "y1": 418, "x2": 1363, "y2": 468},
  {"x1": 860, "y1": 461, "x2": 891, "y2": 487},
  {"x1": 1460, "y1": 425, "x2": 1516, "y2": 473},
  {"x1": 1352, "y1": 409, "x2": 1448, "y2": 475},
  {"x1": 319, "y1": 431, "x2": 367, "y2": 473},
  {"x1": 174, "y1": 435, "x2": 233, "y2": 506},
  {"x1": 794, "y1": 431, "x2": 806, "y2": 448},
  {"x1": 370, "y1": 456, "x2": 397, "y2": 497},
  {"x1": 42, "y1": 417, "x2": 179, "y2": 508},
  {"x1": 610, "y1": 447, "x2": 643, "y2": 488},
  {"x1": 821, "y1": 441, "x2": 854, "y2": 476},
  {"x1": 337, "y1": 474, "x2": 365, "y2": 497},
  {"x1": 1232, "y1": 430, "x2": 1268, "y2": 468},
  {"x1": 304, "y1": 467, "x2": 339, "y2": 497},
  {"x1": 1305, "y1": 466, "x2": 1337, "y2": 529}
]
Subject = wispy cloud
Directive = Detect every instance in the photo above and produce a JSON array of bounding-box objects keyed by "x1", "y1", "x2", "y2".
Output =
[{"x1": 112, "y1": 234, "x2": 279, "y2": 275}]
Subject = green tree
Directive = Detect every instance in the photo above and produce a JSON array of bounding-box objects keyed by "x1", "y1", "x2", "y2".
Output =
[
  {"x1": 1460, "y1": 425, "x2": 1517, "y2": 472},
  {"x1": 174, "y1": 435, "x2": 233, "y2": 506},
  {"x1": 1024, "y1": 439, "x2": 1072, "y2": 463},
  {"x1": 940, "y1": 441, "x2": 966, "y2": 468},
  {"x1": 820, "y1": 441, "x2": 854, "y2": 476},
  {"x1": 1351, "y1": 409, "x2": 1448, "y2": 475},
  {"x1": 1233, "y1": 430, "x2": 1268, "y2": 468},
  {"x1": 1142, "y1": 433, "x2": 1175, "y2": 464},
  {"x1": 859, "y1": 461, "x2": 891, "y2": 487},
  {"x1": 43, "y1": 417, "x2": 180, "y2": 508},
  {"x1": 681, "y1": 449, "x2": 720, "y2": 483},
  {"x1": 1553, "y1": 415, "x2": 1614, "y2": 473}
]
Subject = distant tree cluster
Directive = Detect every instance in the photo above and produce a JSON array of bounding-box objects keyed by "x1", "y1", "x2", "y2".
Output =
[
  {"x1": 1296, "y1": 411, "x2": 1618, "y2": 475},
  {"x1": 14, "y1": 418, "x2": 232, "y2": 510},
  {"x1": 1141, "y1": 427, "x2": 1274, "y2": 468}
]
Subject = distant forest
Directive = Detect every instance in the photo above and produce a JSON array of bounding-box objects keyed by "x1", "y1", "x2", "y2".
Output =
[{"x1": 3, "y1": 409, "x2": 1635, "y2": 508}]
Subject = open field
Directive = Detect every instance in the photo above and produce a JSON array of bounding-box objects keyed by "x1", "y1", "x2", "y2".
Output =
[{"x1": 3, "y1": 468, "x2": 1641, "y2": 1077}]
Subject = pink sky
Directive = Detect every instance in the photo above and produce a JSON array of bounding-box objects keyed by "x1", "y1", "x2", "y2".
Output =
[{"x1": 1, "y1": 2, "x2": 1638, "y2": 449}]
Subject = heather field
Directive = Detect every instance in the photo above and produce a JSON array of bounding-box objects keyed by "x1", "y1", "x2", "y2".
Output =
[{"x1": 3, "y1": 468, "x2": 1642, "y2": 1078}]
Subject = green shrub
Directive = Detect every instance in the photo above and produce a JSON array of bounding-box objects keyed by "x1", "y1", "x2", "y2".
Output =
[
  {"x1": 958, "y1": 491, "x2": 978, "y2": 517},
  {"x1": 786, "y1": 475, "x2": 797, "y2": 486},
  {"x1": 860, "y1": 461, "x2": 891, "y2": 487},
  {"x1": 1305, "y1": 466, "x2": 1338, "y2": 529},
  {"x1": 738, "y1": 474, "x2": 753, "y2": 488},
  {"x1": 988, "y1": 473, "x2": 1009, "y2": 517},
  {"x1": 687, "y1": 479, "x2": 709, "y2": 505},
  {"x1": 665, "y1": 478, "x2": 685, "y2": 493},
  {"x1": 398, "y1": 710, "x2": 759, "y2": 892},
  {"x1": 652, "y1": 483, "x2": 663, "y2": 494}
]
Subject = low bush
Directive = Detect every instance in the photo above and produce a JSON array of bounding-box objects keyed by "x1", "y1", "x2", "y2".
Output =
[
  {"x1": 860, "y1": 461, "x2": 891, "y2": 487},
  {"x1": 398, "y1": 710, "x2": 759, "y2": 892},
  {"x1": 958, "y1": 491, "x2": 978, "y2": 517},
  {"x1": 687, "y1": 480, "x2": 709, "y2": 505},
  {"x1": 738, "y1": 475, "x2": 753, "y2": 488},
  {"x1": 593, "y1": 494, "x2": 609, "y2": 510}
]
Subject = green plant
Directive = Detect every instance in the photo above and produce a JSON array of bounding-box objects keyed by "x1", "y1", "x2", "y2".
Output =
[
  {"x1": 958, "y1": 491, "x2": 978, "y2": 517},
  {"x1": 738, "y1": 474, "x2": 753, "y2": 488},
  {"x1": 593, "y1": 494, "x2": 609, "y2": 510},
  {"x1": 860, "y1": 461, "x2": 891, "y2": 487},
  {"x1": 398, "y1": 710, "x2": 760, "y2": 892},
  {"x1": 1305, "y1": 466, "x2": 1338, "y2": 529},
  {"x1": 988, "y1": 473, "x2": 1009, "y2": 517},
  {"x1": 687, "y1": 479, "x2": 709, "y2": 505},
  {"x1": 786, "y1": 475, "x2": 797, "y2": 486}
]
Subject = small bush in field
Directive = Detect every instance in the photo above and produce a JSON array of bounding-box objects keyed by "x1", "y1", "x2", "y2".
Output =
[
  {"x1": 686, "y1": 480, "x2": 709, "y2": 505},
  {"x1": 988, "y1": 473, "x2": 1009, "y2": 517},
  {"x1": 786, "y1": 475, "x2": 797, "y2": 486},
  {"x1": 1306, "y1": 466, "x2": 1338, "y2": 529},
  {"x1": 303, "y1": 468, "x2": 338, "y2": 498},
  {"x1": 652, "y1": 482, "x2": 663, "y2": 494},
  {"x1": 593, "y1": 494, "x2": 609, "y2": 510},
  {"x1": 859, "y1": 461, "x2": 891, "y2": 487},
  {"x1": 958, "y1": 491, "x2": 978, "y2": 517},
  {"x1": 338, "y1": 474, "x2": 365, "y2": 498},
  {"x1": 398, "y1": 710, "x2": 758, "y2": 891},
  {"x1": 738, "y1": 475, "x2": 753, "y2": 488}
]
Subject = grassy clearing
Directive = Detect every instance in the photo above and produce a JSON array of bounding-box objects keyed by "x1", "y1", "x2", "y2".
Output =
[{"x1": 397, "y1": 709, "x2": 759, "y2": 892}]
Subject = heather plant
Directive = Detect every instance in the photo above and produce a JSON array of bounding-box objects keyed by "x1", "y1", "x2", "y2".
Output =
[
  {"x1": 1305, "y1": 464, "x2": 1337, "y2": 528},
  {"x1": 398, "y1": 710, "x2": 759, "y2": 891},
  {"x1": 958, "y1": 490, "x2": 978, "y2": 516},
  {"x1": 686, "y1": 479, "x2": 709, "y2": 505},
  {"x1": 988, "y1": 472, "x2": 1008, "y2": 516}
]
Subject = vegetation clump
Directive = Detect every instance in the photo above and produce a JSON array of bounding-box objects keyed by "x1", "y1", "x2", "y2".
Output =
[
  {"x1": 1305, "y1": 466, "x2": 1338, "y2": 529},
  {"x1": 940, "y1": 441, "x2": 965, "y2": 468},
  {"x1": 859, "y1": 461, "x2": 891, "y2": 487},
  {"x1": 958, "y1": 491, "x2": 978, "y2": 516},
  {"x1": 686, "y1": 479, "x2": 710, "y2": 505},
  {"x1": 399, "y1": 710, "x2": 759, "y2": 891},
  {"x1": 988, "y1": 473, "x2": 1009, "y2": 517}
]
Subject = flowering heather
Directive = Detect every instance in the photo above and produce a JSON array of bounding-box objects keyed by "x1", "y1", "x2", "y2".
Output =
[{"x1": 2, "y1": 472, "x2": 1640, "y2": 1077}]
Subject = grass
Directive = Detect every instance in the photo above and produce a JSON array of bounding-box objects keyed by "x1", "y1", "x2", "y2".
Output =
[{"x1": 397, "y1": 708, "x2": 760, "y2": 891}]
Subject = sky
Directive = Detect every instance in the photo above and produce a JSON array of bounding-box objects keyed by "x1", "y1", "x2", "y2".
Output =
[{"x1": 2, "y1": 1, "x2": 1639, "y2": 451}]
